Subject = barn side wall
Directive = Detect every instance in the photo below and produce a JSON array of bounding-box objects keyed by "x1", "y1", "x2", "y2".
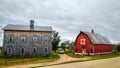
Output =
[{"x1": 94, "y1": 44, "x2": 112, "y2": 54}]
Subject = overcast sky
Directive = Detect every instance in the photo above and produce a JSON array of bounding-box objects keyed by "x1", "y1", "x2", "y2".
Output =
[{"x1": 0, "y1": 0, "x2": 120, "y2": 46}]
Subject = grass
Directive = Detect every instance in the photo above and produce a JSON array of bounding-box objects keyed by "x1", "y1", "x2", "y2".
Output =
[
  {"x1": 0, "y1": 53, "x2": 60, "y2": 67},
  {"x1": 65, "y1": 52, "x2": 84, "y2": 58},
  {"x1": 31, "y1": 52, "x2": 120, "y2": 68},
  {"x1": 92, "y1": 52, "x2": 120, "y2": 60},
  {"x1": 66, "y1": 52, "x2": 120, "y2": 60}
]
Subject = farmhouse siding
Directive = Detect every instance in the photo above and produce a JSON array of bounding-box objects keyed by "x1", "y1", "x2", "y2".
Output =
[{"x1": 2, "y1": 20, "x2": 53, "y2": 56}]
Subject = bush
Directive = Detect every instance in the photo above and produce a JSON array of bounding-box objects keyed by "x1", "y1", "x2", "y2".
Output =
[
  {"x1": 112, "y1": 50, "x2": 118, "y2": 54},
  {"x1": 117, "y1": 45, "x2": 120, "y2": 52}
]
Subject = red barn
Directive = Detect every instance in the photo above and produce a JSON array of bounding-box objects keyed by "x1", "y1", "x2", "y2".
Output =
[{"x1": 74, "y1": 30, "x2": 112, "y2": 55}]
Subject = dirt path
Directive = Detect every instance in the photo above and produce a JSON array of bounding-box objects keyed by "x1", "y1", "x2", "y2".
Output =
[
  {"x1": 4, "y1": 54, "x2": 91, "y2": 68},
  {"x1": 40, "y1": 57, "x2": 120, "y2": 68}
]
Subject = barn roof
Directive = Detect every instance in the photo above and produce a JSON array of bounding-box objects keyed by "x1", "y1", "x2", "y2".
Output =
[
  {"x1": 81, "y1": 31, "x2": 111, "y2": 44},
  {"x1": 2, "y1": 24, "x2": 53, "y2": 32}
]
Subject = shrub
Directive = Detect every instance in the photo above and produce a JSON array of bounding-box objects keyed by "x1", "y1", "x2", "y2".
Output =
[
  {"x1": 117, "y1": 45, "x2": 120, "y2": 52},
  {"x1": 112, "y1": 50, "x2": 118, "y2": 54}
]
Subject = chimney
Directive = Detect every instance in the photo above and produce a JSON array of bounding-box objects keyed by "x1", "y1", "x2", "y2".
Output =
[
  {"x1": 30, "y1": 20, "x2": 34, "y2": 30},
  {"x1": 91, "y1": 29, "x2": 94, "y2": 33}
]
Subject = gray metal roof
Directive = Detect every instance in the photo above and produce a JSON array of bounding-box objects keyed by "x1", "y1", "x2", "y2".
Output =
[
  {"x1": 81, "y1": 31, "x2": 111, "y2": 44},
  {"x1": 2, "y1": 24, "x2": 53, "y2": 32}
]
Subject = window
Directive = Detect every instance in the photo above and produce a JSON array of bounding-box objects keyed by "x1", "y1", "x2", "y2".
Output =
[
  {"x1": 33, "y1": 36, "x2": 37, "y2": 43},
  {"x1": 80, "y1": 38, "x2": 86, "y2": 45},
  {"x1": 8, "y1": 36, "x2": 14, "y2": 43},
  {"x1": 45, "y1": 36, "x2": 48, "y2": 44},
  {"x1": 21, "y1": 48, "x2": 25, "y2": 54},
  {"x1": 44, "y1": 47, "x2": 48, "y2": 53},
  {"x1": 33, "y1": 47, "x2": 37, "y2": 53},
  {"x1": 7, "y1": 48, "x2": 12, "y2": 54},
  {"x1": 21, "y1": 36, "x2": 26, "y2": 43}
]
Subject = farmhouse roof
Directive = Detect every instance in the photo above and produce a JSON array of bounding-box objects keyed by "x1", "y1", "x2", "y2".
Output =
[
  {"x1": 2, "y1": 24, "x2": 53, "y2": 32},
  {"x1": 81, "y1": 31, "x2": 111, "y2": 44}
]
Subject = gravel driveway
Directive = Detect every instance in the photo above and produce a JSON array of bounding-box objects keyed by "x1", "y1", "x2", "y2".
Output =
[
  {"x1": 40, "y1": 56, "x2": 120, "y2": 68},
  {"x1": 4, "y1": 54, "x2": 91, "y2": 68}
]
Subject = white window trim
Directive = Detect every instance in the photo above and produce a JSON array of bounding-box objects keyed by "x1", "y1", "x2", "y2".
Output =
[
  {"x1": 33, "y1": 36, "x2": 38, "y2": 43},
  {"x1": 44, "y1": 36, "x2": 49, "y2": 44},
  {"x1": 44, "y1": 47, "x2": 48, "y2": 53},
  {"x1": 7, "y1": 48, "x2": 12, "y2": 54},
  {"x1": 8, "y1": 35, "x2": 14, "y2": 43},
  {"x1": 21, "y1": 35, "x2": 26, "y2": 43},
  {"x1": 21, "y1": 47, "x2": 25, "y2": 54},
  {"x1": 33, "y1": 47, "x2": 37, "y2": 53}
]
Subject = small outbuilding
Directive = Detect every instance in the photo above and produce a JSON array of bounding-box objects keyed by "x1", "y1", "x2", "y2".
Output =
[{"x1": 74, "y1": 30, "x2": 112, "y2": 55}]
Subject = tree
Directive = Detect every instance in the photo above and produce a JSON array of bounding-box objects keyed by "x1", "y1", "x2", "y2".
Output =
[
  {"x1": 117, "y1": 45, "x2": 120, "y2": 52},
  {"x1": 112, "y1": 44, "x2": 117, "y2": 50},
  {"x1": 61, "y1": 40, "x2": 74, "y2": 53},
  {"x1": 68, "y1": 42, "x2": 74, "y2": 52},
  {"x1": 61, "y1": 42, "x2": 66, "y2": 51},
  {"x1": 52, "y1": 31, "x2": 60, "y2": 53}
]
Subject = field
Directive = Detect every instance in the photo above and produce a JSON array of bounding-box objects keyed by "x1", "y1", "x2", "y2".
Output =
[
  {"x1": 66, "y1": 52, "x2": 120, "y2": 60},
  {"x1": 0, "y1": 53, "x2": 60, "y2": 67}
]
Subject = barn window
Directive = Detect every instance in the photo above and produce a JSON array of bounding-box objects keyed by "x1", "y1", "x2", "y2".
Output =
[
  {"x1": 80, "y1": 38, "x2": 86, "y2": 45},
  {"x1": 7, "y1": 48, "x2": 12, "y2": 54},
  {"x1": 8, "y1": 35, "x2": 14, "y2": 43},
  {"x1": 44, "y1": 47, "x2": 48, "y2": 53},
  {"x1": 33, "y1": 36, "x2": 38, "y2": 43},
  {"x1": 21, "y1": 36, "x2": 26, "y2": 43}
]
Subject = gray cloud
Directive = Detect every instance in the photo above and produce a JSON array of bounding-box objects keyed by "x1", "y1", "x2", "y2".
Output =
[{"x1": 0, "y1": 0, "x2": 120, "y2": 46}]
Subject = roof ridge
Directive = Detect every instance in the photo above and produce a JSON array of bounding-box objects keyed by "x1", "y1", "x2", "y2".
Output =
[
  {"x1": 2, "y1": 24, "x2": 53, "y2": 32},
  {"x1": 81, "y1": 31, "x2": 111, "y2": 44}
]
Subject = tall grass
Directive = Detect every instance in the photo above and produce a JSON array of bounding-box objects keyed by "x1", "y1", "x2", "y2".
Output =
[{"x1": 0, "y1": 53, "x2": 60, "y2": 67}]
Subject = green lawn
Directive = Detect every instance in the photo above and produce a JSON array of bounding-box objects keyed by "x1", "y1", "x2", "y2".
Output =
[
  {"x1": 92, "y1": 52, "x2": 120, "y2": 60},
  {"x1": 66, "y1": 52, "x2": 120, "y2": 60},
  {"x1": 65, "y1": 52, "x2": 84, "y2": 58},
  {"x1": 0, "y1": 53, "x2": 60, "y2": 67}
]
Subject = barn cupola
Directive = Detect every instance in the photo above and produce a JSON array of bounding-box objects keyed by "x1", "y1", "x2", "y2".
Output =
[
  {"x1": 91, "y1": 29, "x2": 94, "y2": 33},
  {"x1": 30, "y1": 20, "x2": 34, "y2": 30}
]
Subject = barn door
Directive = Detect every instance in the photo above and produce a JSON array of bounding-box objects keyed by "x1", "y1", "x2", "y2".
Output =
[
  {"x1": 80, "y1": 38, "x2": 86, "y2": 55},
  {"x1": 82, "y1": 49, "x2": 86, "y2": 55}
]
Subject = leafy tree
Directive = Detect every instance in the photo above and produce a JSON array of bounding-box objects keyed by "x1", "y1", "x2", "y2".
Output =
[
  {"x1": 117, "y1": 45, "x2": 120, "y2": 52},
  {"x1": 52, "y1": 31, "x2": 60, "y2": 53},
  {"x1": 61, "y1": 40, "x2": 74, "y2": 53},
  {"x1": 112, "y1": 44, "x2": 117, "y2": 50},
  {"x1": 68, "y1": 42, "x2": 74, "y2": 52},
  {"x1": 61, "y1": 42, "x2": 66, "y2": 51}
]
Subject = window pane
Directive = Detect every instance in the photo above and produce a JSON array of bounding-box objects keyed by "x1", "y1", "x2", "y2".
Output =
[
  {"x1": 45, "y1": 48, "x2": 48, "y2": 52},
  {"x1": 33, "y1": 47, "x2": 37, "y2": 53},
  {"x1": 8, "y1": 36, "x2": 13, "y2": 43},
  {"x1": 21, "y1": 36, "x2": 26, "y2": 43},
  {"x1": 7, "y1": 48, "x2": 12, "y2": 54},
  {"x1": 21, "y1": 48, "x2": 25, "y2": 53},
  {"x1": 33, "y1": 37, "x2": 37, "y2": 43}
]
